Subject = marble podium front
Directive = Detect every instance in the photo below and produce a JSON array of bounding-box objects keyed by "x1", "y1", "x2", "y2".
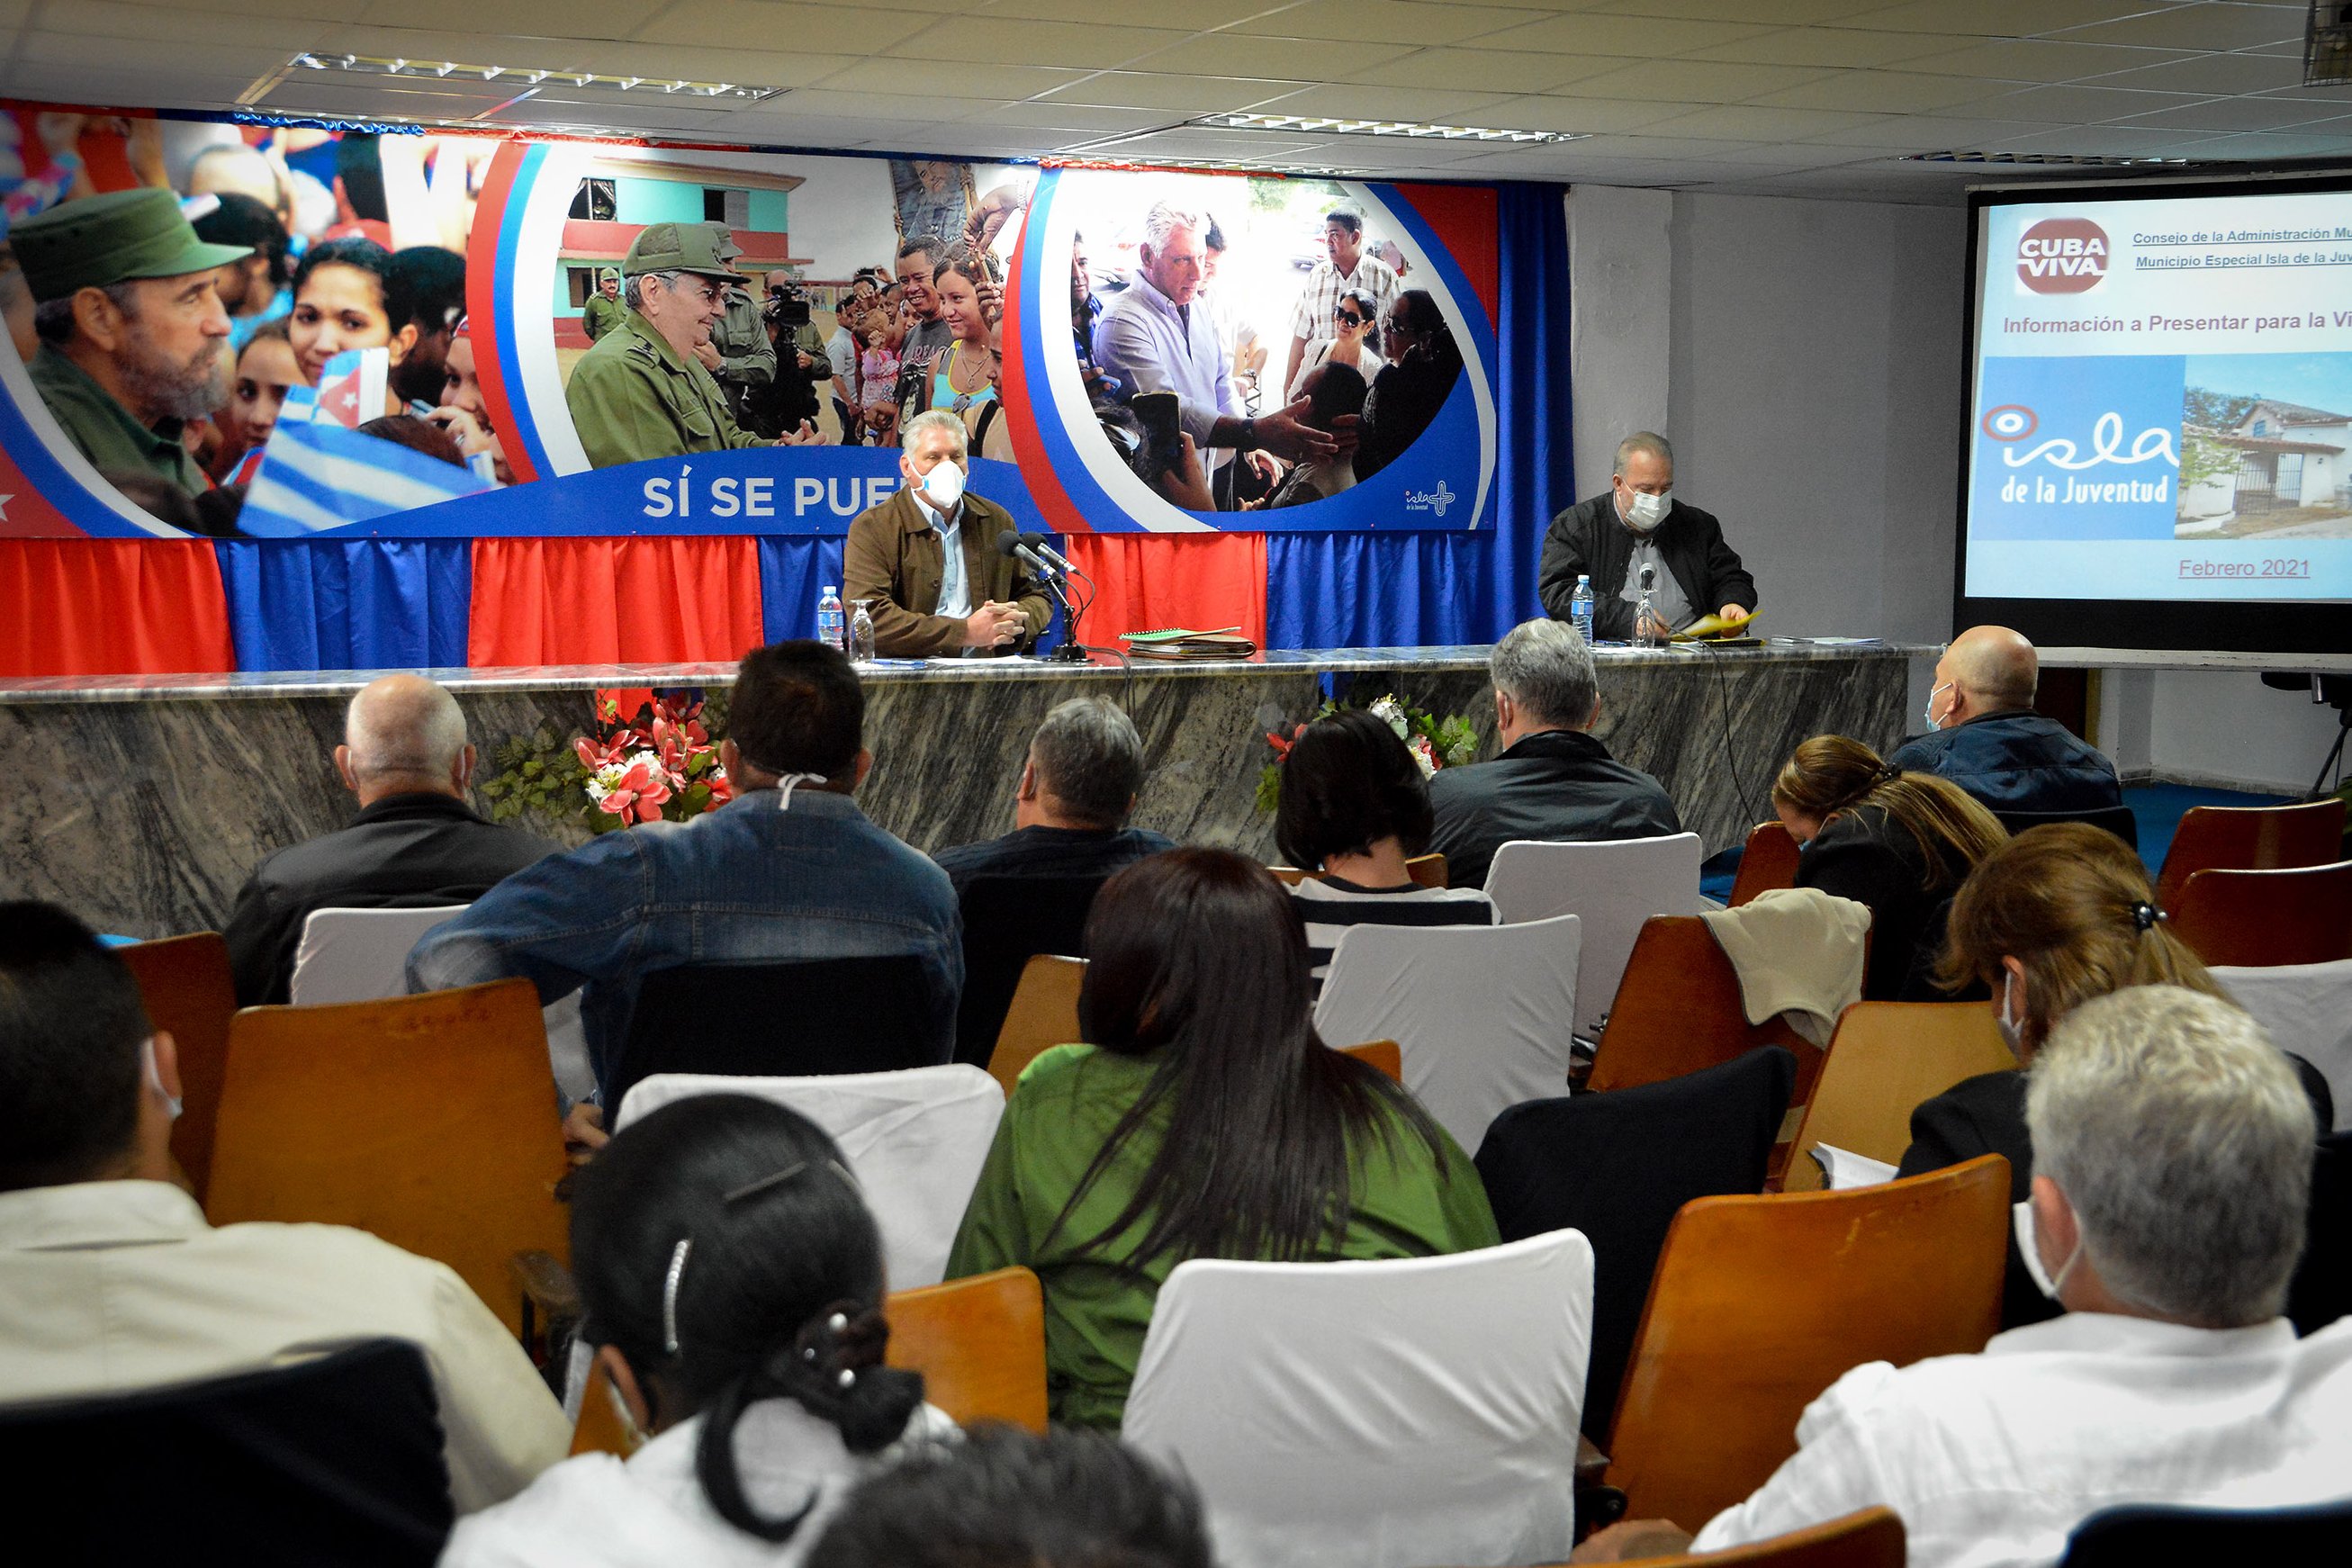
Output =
[{"x1": 0, "y1": 642, "x2": 1921, "y2": 939}]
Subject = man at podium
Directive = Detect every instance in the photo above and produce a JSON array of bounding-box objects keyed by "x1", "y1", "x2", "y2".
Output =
[{"x1": 1536, "y1": 432, "x2": 1756, "y2": 642}]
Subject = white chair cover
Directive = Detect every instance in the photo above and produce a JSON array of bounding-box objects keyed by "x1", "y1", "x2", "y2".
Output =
[
  {"x1": 614, "y1": 1065, "x2": 1006, "y2": 1288},
  {"x1": 289, "y1": 905, "x2": 595, "y2": 1104},
  {"x1": 1483, "y1": 834, "x2": 1704, "y2": 1035},
  {"x1": 289, "y1": 906, "x2": 469, "y2": 1005},
  {"x1": 1315, "y1": 915, "x2": 1580, "y2": 1156},
  {"x1": 2215, "y1": 960, "x2": 2352, "y2": 1131},
  {"x1": 1122, "y1": 1230, "x2": 1596, "y2": 1568}
]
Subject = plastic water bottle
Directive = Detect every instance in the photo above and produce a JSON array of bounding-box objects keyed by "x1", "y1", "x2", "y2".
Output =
[
  {"x1": 1635, "y1": 573, "x2": 1664, "y2": 649},
  {"x1": 816, "y1": 584, "x2": 845, "y2": 652},
  {"x1": 1569, "y1": 574, "x2": 1594, "y2": 644},
  {"x1": 848, "y1": 599, "x2": 875, "y2": 663}
]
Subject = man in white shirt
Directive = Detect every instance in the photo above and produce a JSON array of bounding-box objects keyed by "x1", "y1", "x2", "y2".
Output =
[
  {"x1": 0, "y1": 901, "x2": 569, "y2": 1513},
  {"x1": 1577, "y1": 985, "x2": 2352, "y2": 1568},
  {"x1": 1283, "y1": 203, "x2": 1399, "y2": 406}
]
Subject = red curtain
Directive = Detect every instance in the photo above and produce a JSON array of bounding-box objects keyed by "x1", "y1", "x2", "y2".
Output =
[
  {"x1": 1062, "y1": 533, "x2": 1268, "y2": 649},
  {"x1": 467, "y1": 537, "x2": 765, "y2": 666},
  {"x1": 0, "y1": 539, "x2": 234, "y2": 676}
]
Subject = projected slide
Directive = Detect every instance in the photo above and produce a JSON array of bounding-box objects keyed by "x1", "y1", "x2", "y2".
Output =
[{"x1": 1965, "y1": 185, "x2": 2352, "y2": 604}]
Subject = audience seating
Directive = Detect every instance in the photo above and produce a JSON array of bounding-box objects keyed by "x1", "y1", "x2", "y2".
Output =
[
  {"x1": 2171, "y1": 860, "x2": 2352, "y2": 969},
  {"x1": 1601, "y1": 1155, "x2": 2010, "y2": 1531},
  {"x1": 2155, "y1": 798, "x2": 2347, "y2": 909},
  {"x1": 1520, "y1": 1508, "x2": 1906, "y2": 1568},
  {"x1": 288, "y1": 905, "x2": 594, "y2": 1105},
  {"x1": 1726, "y1": 821, "x2": 1802, "y2": 908},
  {"x1": 1585, "y1": 916, "x2": 1820, "y2": 1099},
  {"x1": 1477, "y1": 1047, "x2": 1795, "y2": 1439},
  {"x1": 2213, "y1": 959, "x2": 2352, "y2": 1131},
  {"x1": 1123, "y1": 1230, "x2": 1595, "y2": 1568},
  {"x1": 2288, "y1": 1131, "x2": 2352, "y2": 1339},
  {"x1": 1315, "y1": 914, "x2": 1581, "y2": 1156},
  {"x1": 603, "y1": 954, "x2": 944, "y2": 1114},
  {"x1": 987, "y1": 953, "x2": 1086, "y2": 1096},
  {"x1": 1267, "y1": 852, "x2": 1449, "y2": 889},
  {"x1": 1483, "y1": 834, "x2": 1704, "y2": 1037},
  {"x1": 884, "y1": 1266, "x2": 1049, "y2": 1433},
  {"x1": 0, "y1": 1338, "x2": 453, "y2": 1564},
  {"x1": 117, "y1": 931, "x2": 236, "y2": 1203},
  {"x1": 1338, "y1": 1038, "x2": 1402, "y2": 1080},
  {"x1": 1780, "y1": 1002, "x2": 2015, "y2": 1191},
  {"x1": 568, "y1": 1354, "x2": 636, "y2": 1459},
  {"x1": 1994, "y1": 804, "x2": 2140, "y2": 849},
  {"x1": 288, "y1": 906, "x2": 467, "y2": 1005},
  {"x1": 204, "y1": 978, "x2": 569, "y2": 1337},
  {"x1": 2059, "y1": 1495, "x2": 2352, "y2": 1564},
  {"x1": 952, "y1": 874, "x2": 1103, "y2": 1068},
  {"x1": 614, "y1": 1065, "x2": 1004, "y2": 1290}
]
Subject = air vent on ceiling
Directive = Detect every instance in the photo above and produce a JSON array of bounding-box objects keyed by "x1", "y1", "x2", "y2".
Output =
[
  {"x1": 1898, "y1": 150, "x2": 2192, "y2": 168},
  {"x1": 1189, "y1": 113, "x2": 1582, "y2": 145}
]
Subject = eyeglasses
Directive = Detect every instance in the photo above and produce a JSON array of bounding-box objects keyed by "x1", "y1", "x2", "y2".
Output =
[{"x1": 1335, "y1": 311, "x2": 1365, "y2": 327}]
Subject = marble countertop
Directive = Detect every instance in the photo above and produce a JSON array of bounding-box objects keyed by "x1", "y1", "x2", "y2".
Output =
[{"x1": 0, "y1": 639, "x2": 1935, "y2": 703}]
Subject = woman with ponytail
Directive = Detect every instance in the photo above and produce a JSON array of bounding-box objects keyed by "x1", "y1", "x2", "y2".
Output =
[
  {"x1": 444, "y1": 1095, "x2": 949, "y2": 1566},
  {"x1": 1774, "y1": 734, "x2": 2009, "y2": 1000},
  {"x1": 1898, "y1": 822, "x2": 2324, "y2": 1329}
]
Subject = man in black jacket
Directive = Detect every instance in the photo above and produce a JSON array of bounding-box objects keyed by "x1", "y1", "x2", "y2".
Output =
[
  {"x1": 1428, "y1": 618, "x2": 1681, "y2": 889},
  {"x1": 1536, "y1": 432, "x2": 1756, "y2": 641},
  {"x1": 222, "y1": 675, "x2": 555, "y2": 1005}
]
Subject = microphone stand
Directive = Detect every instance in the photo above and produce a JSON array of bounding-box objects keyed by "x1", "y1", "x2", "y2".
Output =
[{"x1": 1041, "y1": 564, "x2": 1092, "y2": 664}]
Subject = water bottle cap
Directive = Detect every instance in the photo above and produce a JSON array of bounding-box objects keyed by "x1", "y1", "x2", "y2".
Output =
[
  {"x1": 1577, "y1": 574, "x2": 1589, "y2": 585},
  {"x1": 821, "y1": 585, "x2": 837, "y2": 595}
]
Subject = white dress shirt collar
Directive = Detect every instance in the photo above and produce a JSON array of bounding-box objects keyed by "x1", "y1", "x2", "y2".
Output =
[{"x1": 0, "y1": 1176, "x2": 208, "y2": 1251}]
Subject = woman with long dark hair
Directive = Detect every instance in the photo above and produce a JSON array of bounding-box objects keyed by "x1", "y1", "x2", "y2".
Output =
[
  {"x1": 1775, "y1": 734, "x2": 2009, "y2": 1000},
  {"x1": 444, "y1": 1095, "x2": 948, "y2": 1565},
  {"x1": 946, "y1": 847, "x2": 1498, "y2": 1428}
]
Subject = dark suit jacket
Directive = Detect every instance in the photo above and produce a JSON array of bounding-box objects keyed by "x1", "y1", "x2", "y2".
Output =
[
  {"x1": 223, "y1": 793, "x2": 556, "y2": 1006},
  {"x1": 1887, "y1": 710, "x2": 2123, "y2": 815},
  {"x1": 1427, "y1": 728, "x2": 1681, "y2": 891},
  {"x1": 842, "y1": 487, "x2": 1052, "y2": 658},
  {"x1": 1792, "y1": 803, "x2": 1969, "y2": 1003},
  {"x1": 1536, "y1": 492, "x2": 1757, "y2": 641}
]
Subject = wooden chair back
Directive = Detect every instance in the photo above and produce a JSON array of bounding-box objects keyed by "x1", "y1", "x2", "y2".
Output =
[
  {"x1": 1587, "y1": 917, "x2": 1818, "y2": 1096},
  {"x1": 987, "y1": 954, "x2": 1087, "y2": 1097},
  {"x1": 1338, "y1": 1039, "x2": 1403, "y2": 1080},
  {"x1": 1605, "y1": 1157, "x2": 2009, "y2": 1528},
  {"x1": 204, "y1": 978, "x2": 568, "y2": 1336},
  {"x1": 1780, "y1": 1002, "x2": 2016, "y2": 1192},
  {"x1": 2156, "y1": 798, "x2": 2347, "y2": 910},
  {"x1": 571, "y1": 1355, "x2": 638, "y2": 1457},
  {"x1": 1406, "y1": 852, "x2": 1449, "y2": 889},
  {"x1": 1542, "y1": 1507, "x2": 1905, "y2": 1567},
  {"x1": 1726, "y1": 821, "x2": 1801, "y2": 908},
  {"x1": 118, "y1": 932, "x2": 238, "y2": 1203},
  {"x1": 2171, "y1": 861, "x2": 2352, "y2": 969},
  {"x1": 885, "y1": 1266, "x2": 1049, "y2": 1433}
]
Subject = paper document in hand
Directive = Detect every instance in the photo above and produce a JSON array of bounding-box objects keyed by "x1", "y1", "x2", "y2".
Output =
[
  {"x1": 1810, "y1": 1143, "x2": 1897, "y2": 1189},
  {"x1": 1672, "y1": 608, "x2": 1761, "y2": 642}
]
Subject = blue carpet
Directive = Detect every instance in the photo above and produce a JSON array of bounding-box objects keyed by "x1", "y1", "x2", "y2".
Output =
[{"x1": 2126, "y1": 782, "x2": 2292, "y2": 880}]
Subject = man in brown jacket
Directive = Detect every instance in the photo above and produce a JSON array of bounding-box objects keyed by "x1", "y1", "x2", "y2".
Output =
[{"x1": 845, "y1": 409, "x2": 1053, "y2": 656}]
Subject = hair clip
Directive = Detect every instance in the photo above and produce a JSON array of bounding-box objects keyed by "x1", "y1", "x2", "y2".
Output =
[
  {"x1": 724, "y1": 1158, "x2": 861, "y2": 1208},
  {"x1": 2132, "y1": 901, "x2": 2165, "y2": 932},
  {"x1": 662, "y1": 1238, "x2": 693, "y2": 1356}
]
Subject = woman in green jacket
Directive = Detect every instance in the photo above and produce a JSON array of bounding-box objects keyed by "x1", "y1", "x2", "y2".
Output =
[{"x1": 946, "y1": 847, "x2": 1499, "y2": 1428}]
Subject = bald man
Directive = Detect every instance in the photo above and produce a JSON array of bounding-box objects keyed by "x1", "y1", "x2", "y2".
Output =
[
  {"x1": 1888, "y1": 626, "x2": 2122, "y2": 816},
  {"x1": 222, "y1": 675, "x2": 557, "y2": 1005}
]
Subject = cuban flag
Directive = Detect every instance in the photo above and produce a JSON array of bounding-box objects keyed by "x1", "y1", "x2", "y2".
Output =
[
  {"x1": 241, "y1": 348, "x2": 490, "y2": 537},
  {"x1": 279, "y1": 345, "x2": 386, "y2": 431}
]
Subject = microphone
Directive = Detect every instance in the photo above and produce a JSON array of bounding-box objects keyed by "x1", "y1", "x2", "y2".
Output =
[
  {"x1": 996, "y1": 529, "x2": 1056, "y2": 580},
  {"x1": 1017, "y1": 532, "x2": 1076, "y2": 575},
  {"x1": 1639, "y1": 563, "x2": 1656, "y2": 591}
]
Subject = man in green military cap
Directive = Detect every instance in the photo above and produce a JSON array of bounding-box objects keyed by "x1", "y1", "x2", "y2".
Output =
[
  {"x1": 12, "y1": 187, "x2": 252, "y2": 499},
  {"x1": 581, "y1": 269, "x2": 625, "y2": 343},
  {"x1": 699, "y1": 231, "x2": 776, "y2": 436},
  {"x1": 564, "y1": 222, "x2": 819, "y2": 468}
]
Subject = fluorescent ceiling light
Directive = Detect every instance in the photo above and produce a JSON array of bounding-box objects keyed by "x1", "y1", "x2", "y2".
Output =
[
  {"x1": 1191, "y1": 112, "x2": 1582, "y2": 145},
  {"x1": 290, "y1": 52, "x2": 779, "y2": 100},
  {"x1": 1899, "y1": 149, "x2": 2191, "y2": 168}
]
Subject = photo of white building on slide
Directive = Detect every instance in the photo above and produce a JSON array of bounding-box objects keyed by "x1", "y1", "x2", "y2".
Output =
[{"x1": 2178, "y1": 355, "x2": 2352, "y2": 540}]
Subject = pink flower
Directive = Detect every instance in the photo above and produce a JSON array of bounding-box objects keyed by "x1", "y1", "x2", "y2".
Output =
[{"x1": 600, "y1": 761, "x2": 672, "y2": 824}]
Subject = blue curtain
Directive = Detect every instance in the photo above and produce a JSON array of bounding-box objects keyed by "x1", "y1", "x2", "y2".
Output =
[
  {"x1": 1266, "y1": 182, "x2": 1571, "y2": 650},
  {"x1": 214, "y1": 539, "x2": 472, "y2": 671}
]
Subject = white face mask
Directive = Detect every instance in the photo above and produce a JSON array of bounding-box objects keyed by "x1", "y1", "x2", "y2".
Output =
[
  {"x1": 1624, "y1": 490, "x2": 1669, "y2": 532},
  {"x1": 142, "y1": 1036, "x2": 181, "y2": 1122},
  {"x1": 1924, "y1": 680, "x2": 1953, "y2": 729},
  {"x1": 1996, "y1": 969, "x2": 2026, "y2": 1056},
  {"x1": 919, "y1": 455, "x2": 967, "y2": 510},
  {"x1": 2012, "y1": 1199, "x2": 2083, "y2": 1303}
]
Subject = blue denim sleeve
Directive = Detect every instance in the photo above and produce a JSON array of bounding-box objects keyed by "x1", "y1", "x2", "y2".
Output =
[{"x1": 404, "y1": 831, "x2": 653, "y2": 1004}]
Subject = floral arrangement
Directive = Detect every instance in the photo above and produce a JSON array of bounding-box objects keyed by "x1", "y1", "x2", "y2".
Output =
[
  {"x1": 482, "y1": 691, "x2": 734, "y2": 834},
  {"x1": 1255, "y1": 693, "x2": 1480, "y2": 813}
]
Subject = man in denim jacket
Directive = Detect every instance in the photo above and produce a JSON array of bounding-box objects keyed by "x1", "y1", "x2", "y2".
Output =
[{"x1": 407, "y1": 641, "x2": 960, "y2": 1145}]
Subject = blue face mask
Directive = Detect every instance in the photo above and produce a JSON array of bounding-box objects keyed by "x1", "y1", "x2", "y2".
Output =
[{"x1": 1924, "y1": 680, "x2": 1953, "y2": 729}]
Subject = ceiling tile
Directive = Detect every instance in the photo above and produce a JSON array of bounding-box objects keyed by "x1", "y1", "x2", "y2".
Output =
[
  {"x1": 1678, "y1": 25, "x2": 1979, "y2": 68},
  {"x1": 1126, "y1": 33, "x2": 1419, "y2": 77},
  {"x1": 1979, "y1": 123, "x2": 2243, "y2": 157},
  {"x1": 2107, "y1": 96, "x2": 2352, "y2": 134},
  {"x1": 1890, "y1": 39, "x2": 2193, "y2": 83},
  {"x1": 986, "y1": 0, "x2": 1276, "y2": 23},
  {"x1": 1563, "y1": 59, "x2": 1845, "y2": 104},
  {"x1": 1835, "y1": 1, "x2": 2153, "y2": 36},
  {"x1": 14, "y1": 30, "x2": 289, "y2": 77},
  {"x1": 804, "y1": 58, "x2": 1087, "y2": 99},
  {"x1": 1463, "y1": 13, "x2": 1780, "y2": 57},
  {"x1": 2, "y1": 64, "x2": 264, "y2": 105},
  {"x1": 1086, "y1": 125, "x2": 1338, "y2": 158},
  {"x1": 1797, "y1": 114, "x2": 2058, "y2": 149},
  {"x1": 544, "y1": 44, "x2": 861, "y2": 88},
  {"x1": 1040, "y1": 71, "x2": 1312, "y2": 113},
  {"x1": 1338, "y1": 49, "x2": 1619, "y2": 95},
  {"x1": 1464, "y1": 94, "x2": 1695, "y2": 135},
  {"x1": 1221, "y1": 0, "x2": 1536, "y2": 48},
  {"x1": 150, "y1": 0, "x2": 368, "y2": 18},
  {"x1": 967, "y1": 100, "x2": 1176, "y2": 132},
  {"x1": 31, "y1": 0, "x2": 326, "y2": 47},
  {"x1": 356, "y1": 0, "x2": 662, "y2": 32},
  {"x1": 2079, "y1": 50, "x2": 2309, "y2": 95},
  {"x1": 876, "y1": 18, "x2": 1189, "y2": 69},
  {"x1": 1239, "y1": 82, "x2": 1523, "y2": 122},
  {"x1": 737, "y1": 88, "x2": 978, "y2": 122},
  {"x1": 2187, "y1": 127, "x2": 2352, "y2": 158},
  {"x1": 1583, "y1": 0, "x2": 1888, "y2": 23},
  {"x1": 2052, "y1": 3, "x2": 2311, "y2": 52},
  {"x1": 1943, "y1": 82, "x2": 2221, "y2": 125},
  {"x1": 492, "y1": 97, "x2": 732, "y2": 132},
  {"x1": 1744, "y1": 68, "x2": 2016, "y2": 113},
  {"x1": 1634, "y1": 103, "x2": 1898, "y2": 140},
  {"x1": 634, "y1": 2, "x2": 933, "y2": 56}
]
